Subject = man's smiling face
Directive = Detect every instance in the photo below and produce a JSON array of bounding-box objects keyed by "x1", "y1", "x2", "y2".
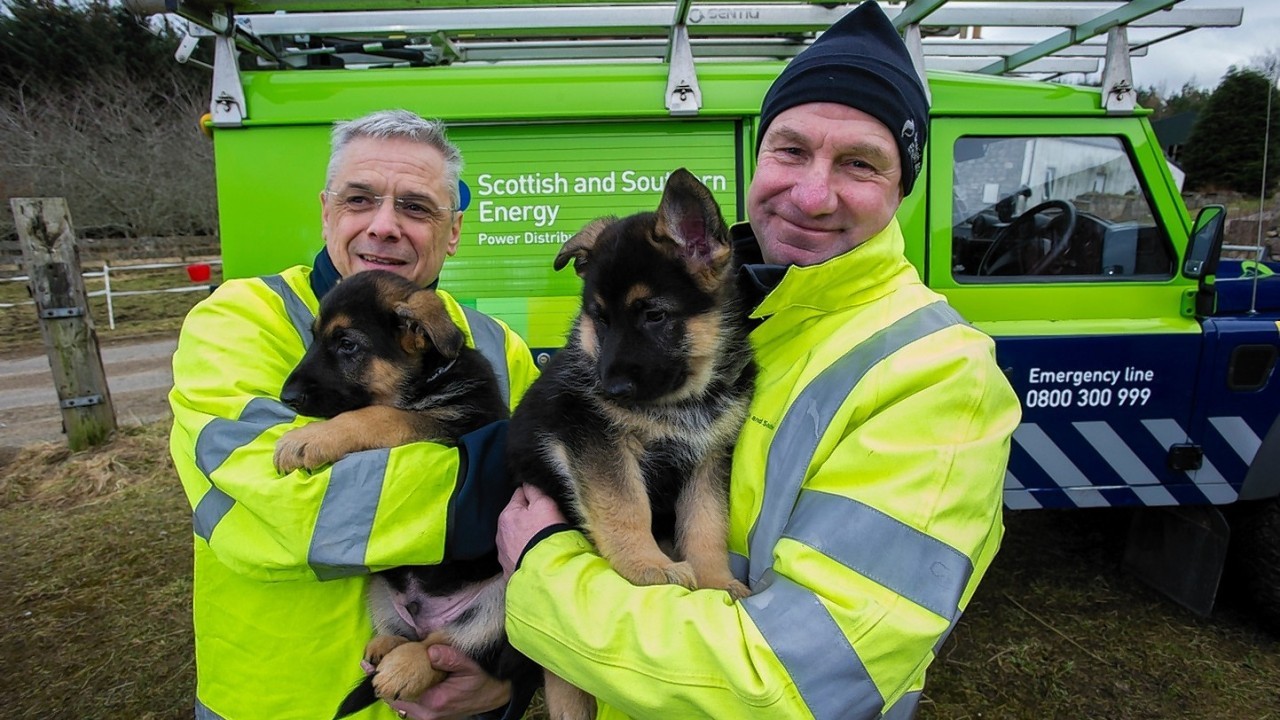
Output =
[
  {"x1": 748, "y1": 102, "x2": 903, "y2": 267},
  {"x1": 321, "y1": 136, "x2": 461, "y2": 286}
]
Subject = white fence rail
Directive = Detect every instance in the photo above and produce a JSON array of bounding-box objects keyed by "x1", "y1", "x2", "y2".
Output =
[{"x1": 0, "y1": 260, "x2": 221, "y2": 330}]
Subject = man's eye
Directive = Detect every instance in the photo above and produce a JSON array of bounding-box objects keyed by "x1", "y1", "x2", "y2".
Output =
[
  {"x1": 773, "y1": 146, "x2": 806, "y2": 162},
  {"x1": 343, "y1": 194, "x2": 375, "y2": 208},
  {"x1": 398, "y1": 201, "x2": 433, "y2": 220}
]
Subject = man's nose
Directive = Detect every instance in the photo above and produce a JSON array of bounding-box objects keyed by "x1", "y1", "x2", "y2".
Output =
[
  {"x1": 365, "y1": 198, "x2": 401, "y2": 239},
  {"x1": 789, "y1": 165, "x2": 838, "y2": 215}
]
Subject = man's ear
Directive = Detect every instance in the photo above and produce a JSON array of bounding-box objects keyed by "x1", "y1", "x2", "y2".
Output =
[
  {"x1": 554, "y1": 217, "x2": 615, "y2": 278},
  {"x1": 394, "y1": 289, "x2": 465, "y2": 359}
]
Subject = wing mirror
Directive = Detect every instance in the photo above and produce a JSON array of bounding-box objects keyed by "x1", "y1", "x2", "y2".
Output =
[{"x1": 1183, "y1": 205, "x2": 1226, "y2": 279}]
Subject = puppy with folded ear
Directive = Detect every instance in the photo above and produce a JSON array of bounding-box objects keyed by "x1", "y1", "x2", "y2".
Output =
[
  {"x1": 273, "y1": 269, "x2": 535, "y2": 717},
  {"x1": 274, "y1": 270, "x2": 505, "y2": 474}
]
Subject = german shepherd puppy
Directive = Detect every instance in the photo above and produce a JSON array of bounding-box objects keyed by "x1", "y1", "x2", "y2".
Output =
[
  {"x1": 273, "y1": 270, "x2": 532, "y2": 718},
  {"x1": 507, "y1": 168, "x2": 755, "y2": 718}
]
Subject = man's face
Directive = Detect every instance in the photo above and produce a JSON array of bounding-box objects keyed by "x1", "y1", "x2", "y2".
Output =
[
  {"x1": 321, "y1": 136, "x2": 462, "y2": 286},
  {"x1": 748, "y1": 102, "x2": 904, "y2": 267}
]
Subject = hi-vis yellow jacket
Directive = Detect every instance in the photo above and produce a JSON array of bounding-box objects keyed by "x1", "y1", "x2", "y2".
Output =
[
  {"x1": 504, "y1": 218, "x2": 1021, "y2": 719},
  {"x1": 169, "y1": 265, "x2": 538, "y2": 720}
]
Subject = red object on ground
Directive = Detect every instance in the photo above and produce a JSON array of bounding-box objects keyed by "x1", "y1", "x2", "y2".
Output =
[{"x1": 187, "y1": 263, "x2": 212, "y2": 282}]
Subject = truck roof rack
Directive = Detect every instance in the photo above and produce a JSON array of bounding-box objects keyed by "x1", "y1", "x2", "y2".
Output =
[{"x1": 128, "y1": 1, "x2": 1244, "y2": 121}]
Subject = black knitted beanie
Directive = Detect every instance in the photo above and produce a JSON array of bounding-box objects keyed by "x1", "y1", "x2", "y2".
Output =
[{"x1": 757, "y1": 1, "x2": 929, "y2": 195}]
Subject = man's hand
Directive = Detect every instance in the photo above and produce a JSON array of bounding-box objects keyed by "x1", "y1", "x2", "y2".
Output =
[
  {"x1": 497, "y1": 484, "x2": 568, "y2": 578},
  {"x1": 386, "y1": 644, "x2": 510, "y2": 720}
]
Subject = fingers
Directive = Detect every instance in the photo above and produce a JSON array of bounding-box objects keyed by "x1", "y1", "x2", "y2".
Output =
[
  {"x1": 425, "y1": 644, "x2": 474, "y2": 673},
  {"x1": 510, "y1": 484, "x2": 529, "y2": 507},
  {"x1": 521, "y1": 483, "x2": 550, "y2": 504}
]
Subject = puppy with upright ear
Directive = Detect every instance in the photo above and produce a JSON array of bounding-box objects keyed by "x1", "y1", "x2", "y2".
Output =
[{"x1": 507, "y1": 167, "x2": 756, "y2": 720}]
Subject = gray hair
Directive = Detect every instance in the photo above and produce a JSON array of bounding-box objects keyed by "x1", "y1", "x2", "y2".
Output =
[{"x1": 326, "y1": 109, "x2": 464, "y2": 209}]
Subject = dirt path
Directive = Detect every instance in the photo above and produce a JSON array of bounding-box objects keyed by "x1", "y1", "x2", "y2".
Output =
[{"x1": 0, "y1": 338, "x2": 177, "y2": 448}]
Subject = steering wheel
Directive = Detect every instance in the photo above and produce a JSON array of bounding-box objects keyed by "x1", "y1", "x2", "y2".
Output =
[{"x1": 977, "y1": 200, "x2": 1078, "y2": 276}]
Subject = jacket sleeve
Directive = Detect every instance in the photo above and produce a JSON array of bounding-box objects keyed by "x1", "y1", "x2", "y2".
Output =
[
  {"x1": 169, "y1": 278, "x2": 532, "y2": 583},
  {"x1": 503, "y1": 325, "x2": 1021, "y2": 718}
]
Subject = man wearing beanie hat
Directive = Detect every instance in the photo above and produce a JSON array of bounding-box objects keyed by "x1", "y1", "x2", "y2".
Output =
[{"x1": 496, "y1": 4, "x2": 1021, "y2": 719}]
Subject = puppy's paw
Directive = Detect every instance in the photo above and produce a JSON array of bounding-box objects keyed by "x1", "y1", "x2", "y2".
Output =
[
  {"x1": 364, "y1": 634, "x2": 409, "y2": 666},
  {"x1": 274, "y1": 423, "x2": 343, "y2": 473},
  {"x1": 691, "y1": 567, "x2": 752, "y2": 600},
  {"x1": 372, "y1": 642, "x2": 446, "y2": 701},
  {"x1": 623, "y1": 560, "x2": 698, "y2": 590},
  {"x1": 724, "y1": 579, "x2": 752, "y2": 600}
]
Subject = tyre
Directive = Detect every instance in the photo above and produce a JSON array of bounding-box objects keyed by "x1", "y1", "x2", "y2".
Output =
[{"x1": 1226, "y1": 497, "x2": 1280, "y2": 635}]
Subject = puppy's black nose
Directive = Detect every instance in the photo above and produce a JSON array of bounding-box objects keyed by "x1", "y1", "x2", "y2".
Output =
[
  {"x1": 604, "y1": 378, "x2": 636, "y2": 401},
  {"x1": 280, "y1": 385, "x2": 306, "y2": 411}
]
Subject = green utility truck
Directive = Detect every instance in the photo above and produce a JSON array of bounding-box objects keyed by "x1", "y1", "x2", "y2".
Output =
[{"x1": 143, "y1": 0, "x2": 1280, "y2": 627}]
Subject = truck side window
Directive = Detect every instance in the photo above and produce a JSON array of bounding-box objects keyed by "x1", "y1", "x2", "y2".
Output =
[{"x1": 951, "y1": 136, "x2": 1174, "y2": 281}]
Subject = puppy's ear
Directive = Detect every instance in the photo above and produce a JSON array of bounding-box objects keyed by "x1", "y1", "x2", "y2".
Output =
[
  {"x1": 653, "y1": 168, "x2": 732, "y2": 282},
  {"x1": 394, "y1": 289, "x2": 465, "y2": 360},
  {"x1": 554, "y1": 217, "x2": 615, "y2": 277}
]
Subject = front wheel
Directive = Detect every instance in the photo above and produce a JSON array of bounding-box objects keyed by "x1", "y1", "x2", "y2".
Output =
[{"x1": 1226, "y1": 497, "x2": 1280, "y2": 634}]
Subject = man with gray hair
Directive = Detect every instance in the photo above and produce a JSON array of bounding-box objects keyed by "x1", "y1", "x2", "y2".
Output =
[{"x1": 170, "y1": 109, "x2": 539, "y2": 719}]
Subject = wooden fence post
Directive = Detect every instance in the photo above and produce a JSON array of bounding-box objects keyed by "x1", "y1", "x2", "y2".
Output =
[{"x1": 9, "y1": 197, "x2": 117, "y2": 450}]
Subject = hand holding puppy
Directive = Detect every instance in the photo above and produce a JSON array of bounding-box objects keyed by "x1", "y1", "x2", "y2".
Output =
[{"x1": 497, "y1": 484, "x2": 569, "y2": 579}]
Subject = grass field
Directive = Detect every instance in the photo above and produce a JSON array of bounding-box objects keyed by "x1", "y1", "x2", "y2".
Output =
[{"x1": 1, "y1": 425, "x2": 1277, "y2": 719}]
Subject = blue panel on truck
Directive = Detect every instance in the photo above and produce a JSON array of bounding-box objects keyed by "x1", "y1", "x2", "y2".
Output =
[{"x1": 994, "y1": 333, "x2": 1246, "y2": 510}]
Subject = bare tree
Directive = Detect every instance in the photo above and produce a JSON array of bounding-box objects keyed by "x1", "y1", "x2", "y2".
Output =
[{"x1": 0, "y1": 68, "x2": 215, "y2": 239}]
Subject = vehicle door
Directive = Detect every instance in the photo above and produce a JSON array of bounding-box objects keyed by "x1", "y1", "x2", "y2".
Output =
[{"x1": 926, "y1": 118, "x2": 1237, "y2": 509}]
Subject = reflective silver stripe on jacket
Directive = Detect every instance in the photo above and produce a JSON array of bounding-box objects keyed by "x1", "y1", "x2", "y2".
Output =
[
  {"x1": 190, "y1": 274, "x2": 315, "y2": 542},
  {"x1": 461, "y1": 305, "x2": 510, "y2": 407},
  {"x1": 192, "y1": 398, "x2": 296, "y2": 541},
  {"x1": 309, "y1": 448, "x2": 391, "y2": 579},
  {"x1": 744, "y1": 570, "x2": 884, "y2": 719},
  {"x1": 739, "y1": 300, "x2": 966, "y2": 720},
  {"x1": 194, "y1": 698, "x2": 225, "y2": 719},
  {"x1": 745, "y1": 301, "x2": 965, "y2": 586},
  {"x1": 260, "y1": 274, "x2": 314, "y2": 345},
  {"x1": 882, "y1": 691, "x2": 921, "y2": 720},
  {"x1": 784, "y1": 489, "x2": 973, "y2": 621}
]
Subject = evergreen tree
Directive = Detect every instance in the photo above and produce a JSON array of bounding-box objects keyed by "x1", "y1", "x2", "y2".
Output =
[
  {"x1": 0, "y1": 0, "x2": 200, "y2": 97},
  {"x1": 1138, "y1": 81, "x2": 1212, "y2": 121},
  {"x1": 1181, "y1": 68, "x2": 1280, "y2": 195}
]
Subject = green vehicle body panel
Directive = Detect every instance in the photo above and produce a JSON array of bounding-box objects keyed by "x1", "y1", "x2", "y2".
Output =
[{"x1": 217, "y1": 63, "x2": 1194, "y2": 346}]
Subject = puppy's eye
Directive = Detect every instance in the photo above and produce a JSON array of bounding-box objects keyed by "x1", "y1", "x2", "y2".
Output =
[
  {"x1": 644, "y1": 309, "x2": 667, "y2": 324},
  {"x1": 336, "y1": 337, "x2": 361, "y2": 357}
]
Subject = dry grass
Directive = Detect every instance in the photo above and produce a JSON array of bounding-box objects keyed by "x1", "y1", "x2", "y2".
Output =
[
  {"x1": 1, "y1": 425, "x2": 1277, "y2": 719},
  {"x1": 922, "y1": 509, "x2": 1280, "y2": 719},
  {"x1": 0, "y1": 423, "x2": 192, "y2": 719}
]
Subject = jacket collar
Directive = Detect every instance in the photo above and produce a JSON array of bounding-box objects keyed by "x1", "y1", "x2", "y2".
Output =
[{"x1": 736, "y1": 218, "x2": 914, "y2": 320}]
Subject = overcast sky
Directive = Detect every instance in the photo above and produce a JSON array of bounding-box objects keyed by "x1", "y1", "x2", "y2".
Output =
[
  {"x1": 1127, "y1": 0, "x2": 1280, "y2": 90},
  {"x1": 969, "y1": 0, "x2": 1277, "y2": 91}
]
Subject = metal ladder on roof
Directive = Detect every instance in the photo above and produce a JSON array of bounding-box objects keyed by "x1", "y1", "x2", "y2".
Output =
[{"x1": 127, "y1": 0, "x2": 1243, "y2": 125}]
